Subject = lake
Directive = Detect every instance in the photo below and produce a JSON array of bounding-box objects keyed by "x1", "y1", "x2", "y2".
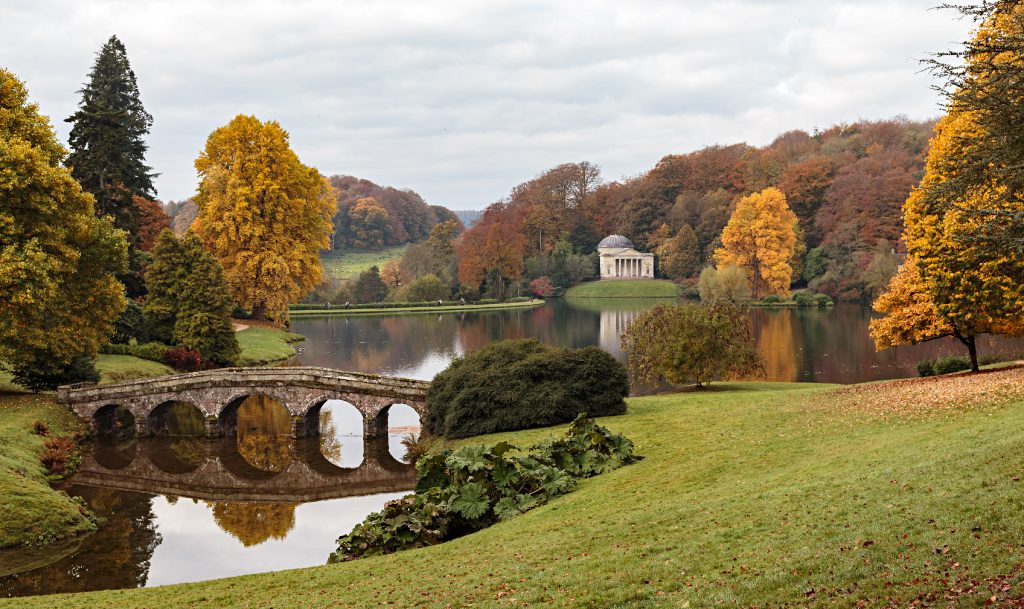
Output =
[{"x1": 4, "y1": 299, "x2": 1021, "y2": 598}]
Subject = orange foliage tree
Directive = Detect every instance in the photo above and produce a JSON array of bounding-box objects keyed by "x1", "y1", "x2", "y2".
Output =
[
  {"x1": 132, "y1": 195, "x2": 170, "y2": 251},
  {"x1": 714, "y1": 187, "x2": 798, "y2": 298},
  {"x1": 456, "y1": 205, "x2": 527, "y2": 299}
]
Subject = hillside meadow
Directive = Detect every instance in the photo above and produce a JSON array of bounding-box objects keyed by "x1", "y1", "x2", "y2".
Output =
[{"x1": 6, "y1": 367, "x2": 1024, "y2": 607}]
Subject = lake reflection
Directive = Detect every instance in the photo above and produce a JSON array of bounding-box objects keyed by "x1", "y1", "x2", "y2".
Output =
[
  {"x1": 290, "y1": 300, "x2": 1024, "y2": 386},
  {"x1": 0, "y1": 397, "x2": 416, "y2": 597}
]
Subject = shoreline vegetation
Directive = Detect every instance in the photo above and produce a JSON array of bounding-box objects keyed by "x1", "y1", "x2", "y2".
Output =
[
  {"x1": 564, "y1": 279, "x2": 679, "y2": 299},
  {"x1": 288, "y1": 298, "x2": 543, "y2": 318},
  {"x1": 5, "y1": 367, "x2": 1024, "y2": 606}
]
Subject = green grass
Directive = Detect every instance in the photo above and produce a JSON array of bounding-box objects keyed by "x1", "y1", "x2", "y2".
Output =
[
  {"x1": 289, "y1": 299, "x2": 544, "y2": 317},
  {"x1": 235, "y1": 326, "x2": 305, "y2": 366},
  {"x1": 0, "y1": 392, "x2": 93, "y2": 551},
  {"x1": 15, "y1": 375, "x2": 1024, "y2": 607},
  {"x1": 565, "y1": 278, "x2": 679, "y2": 298},
  {"x1": 94, "y1": 355, "x2": 175, "y2": 384},
  {"x1": 320, "y1": 245, "x2": 408, "y2": 280}
]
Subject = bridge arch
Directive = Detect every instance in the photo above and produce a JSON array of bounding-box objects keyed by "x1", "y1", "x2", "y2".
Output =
[
  {"x1": 93, "y1": 404, "x2": 135, "y2": 437},
  {"x1": 147, "y1": 400, "x2": 206, "y2": 437}
]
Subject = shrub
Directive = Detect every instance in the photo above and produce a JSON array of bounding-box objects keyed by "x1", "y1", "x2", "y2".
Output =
[
  {"x1": 400, "y1": 433, "x2": 437, "y2": 465},
  {"x1": 101, "y1": 341, "x2": 170, "y2": 363},
  {"x1": 529, "y1": 277, "x2": 556, "y2": 298},
  {"x1": 402, "y1": 274, "x2": 449, "y2": 303},
  {"x1": 917, "y1": 359, "x2": 936, "y2": 377},
  {"x1": 760, "y1": 294, "x2": 783, "y2": 304},
  {"x1": 40, "y1": 436, "x2": 78, "y2": 477},
  {"x1": 793, "y1": 292, "x2": 815, "y2": 307},
  {"x1": 476, "y1": 299, "x2": 498, "y2": 305},
  {"x1": 813, "y1": 293, "x2": 834, "y2": 307},
  {"x1": 165, "y1": 347, "x2": 203, "y2": 372},
  {"x1": 424, "y1": 339, "x2": 629, "y2": 438},
  {"x1": 330, "y1": 416, "x2": 640, "y2": 562},
  {"x1": 10, "y1": 354, "x2": 100, "y2": 392},
  {"x1": 32, "y1": 420, "x2": 50, "y2": 436},
  {"x1": 933, "y1": 355, "x2": 971, "y2": 375},
  {"x1": 506, "y1": 296, "x2": 533, "y2": 303},
  {"x1": 698, "y1": 265, "x2": 751, "y2": 302}
]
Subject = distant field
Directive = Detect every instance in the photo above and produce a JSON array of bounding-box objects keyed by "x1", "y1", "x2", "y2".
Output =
[
  {"x1": 320, "y1": 246, "x2": 408, "y2": 280},
  {"x1": 565, "y1": 278, "x2": 679, "y2": 298}
]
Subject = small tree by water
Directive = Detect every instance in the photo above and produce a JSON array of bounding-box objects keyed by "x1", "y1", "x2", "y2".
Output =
[{"x1": 622, "y1": 301, "x2": 764, "y2": 388}]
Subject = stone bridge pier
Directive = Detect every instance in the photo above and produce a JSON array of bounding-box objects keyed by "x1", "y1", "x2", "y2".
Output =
[{"x1": 57, "y1": 367, "x2": 431, "y2": 439}]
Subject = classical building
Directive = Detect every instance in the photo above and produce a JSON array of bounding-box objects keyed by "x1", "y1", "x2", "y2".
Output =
[{"x1": 597, "y1": 235, "x2": 654, "y2": 279}]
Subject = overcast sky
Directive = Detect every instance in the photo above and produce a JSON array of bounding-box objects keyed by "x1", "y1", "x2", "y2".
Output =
[{"x1": 4, "y1": 1, "x2": 971, "y2": 210}]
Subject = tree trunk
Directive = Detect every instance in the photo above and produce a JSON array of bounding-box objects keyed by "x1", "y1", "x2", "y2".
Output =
[
  {"x1": 251, "y1": 302, "x2": 267, "y2": 322},
  {"x1": 954, "y1": 331, "x2": 980, "y2": 372}
]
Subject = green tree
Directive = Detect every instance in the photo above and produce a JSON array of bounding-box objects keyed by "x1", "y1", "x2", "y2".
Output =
[
  {"x1": 0, "y1": 68, "x2": 128, "y2": 390},
  {"x1": 173, "y1": 234, "x2": 240, "y2": 366},
  {"x1": 697, "y1": 265, "x2": 751, "y2": 302},
  {"x1": 402, "y1": 274, "x2": 449, "y2": 302},
  {"x1": 143, "y1": 230, "x2": 239, "y2": 365},
  {"x1": 622, "y1": 301, "x2": 764, "y2": 388},
  {"x1": 65, "y1": 35, "x2": 155, "y2": 246},
  {"x1": 354, "y1": 266, "x2": 388, "y2": 303}
]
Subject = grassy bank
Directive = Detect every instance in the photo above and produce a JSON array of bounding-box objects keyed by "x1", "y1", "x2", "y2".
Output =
[
  {"x1": 235, "y1": 326, "x2": 305, "y2": 366},
  {"x1": 320, "y1": 245, "x2": 408, "y2": 280},
  {"x1": 565, "y1": 278, "x2": 679, "y2": 298},
  {"x1": 0, "y1": 392, "x2": 93, "y2": 551},
  {"x1": 15, "y1": 367, "x2": 1024, "y2": 607},
  {"x1": 289, "y1": 299, "x2": 544, "y2": 318}
]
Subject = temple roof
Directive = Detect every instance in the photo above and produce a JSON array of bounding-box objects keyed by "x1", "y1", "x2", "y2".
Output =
[{"x1": 597, "y1": 234, "x2": 634, "y2": 249}]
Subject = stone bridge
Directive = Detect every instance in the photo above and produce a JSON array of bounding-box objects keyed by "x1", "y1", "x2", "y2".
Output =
[
  {"x1": 57, "y1": 367, "x2": 431, "y2": 439},
  {"x1": 70, "y1": 435, "x2": 416, "y2": 503}
]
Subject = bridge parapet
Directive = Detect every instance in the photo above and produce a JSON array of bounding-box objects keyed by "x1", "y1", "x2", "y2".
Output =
[{"x1": 58, "y1": 366, "x2": 431, "y2": 439}]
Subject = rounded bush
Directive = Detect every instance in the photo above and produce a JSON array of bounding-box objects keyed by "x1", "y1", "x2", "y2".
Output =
[
  {"x1": 916, "y1": 359, "x2": 935, "y2": 377},
  {"x1": 424, "y1": 339, "x2": 629, "y2": 438},
  {"x1": 933, "y1": 355, "x2": 971, "y2": 375},
  {"x1": 760, "y1": 294, "x2": 783, "y2": 304},
  {"x1": 813, "y1": 293, "x2": 834, "y2": 307},
  {"x1": 793, "y1": 292, "x2": 815, "y2": 307}
]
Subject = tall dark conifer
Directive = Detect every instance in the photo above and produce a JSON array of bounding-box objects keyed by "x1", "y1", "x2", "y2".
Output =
[{"x1": 66, "y1": 35, "x2": 155, "y2": 252}]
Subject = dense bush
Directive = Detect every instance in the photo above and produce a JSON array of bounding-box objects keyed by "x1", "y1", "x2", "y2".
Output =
[
  {"x1": 506, "y1": 296, "x2": 534, "y2": 303},
  {"x1": 933, "y1": 355, "x2": 972, "y2": 375},
  {"x1": 402, "y1": 274, "x2": 449, "y2": 302},
  {"x1": 916, "y1": 360, "x2": 936, "y2": 377},
  {"x1": 760, "y1": 294, "x2": 783, "y2": 304},
  {"x1": 40, "y1": 436, "x2": 79, "y2": 477},
  {"x1": 165, "y1": 347, "x2": 203, "y2": 372},
  {"x1": 424, "y1": 339, "x2": 629, "y2": 438},
  {"x1": 813, "y1": 293, "x2": 834, "y2": 308},
  {"x1": 9, "y1": 354, "x2": 100, "y2": 392},
  {"x1": 101, "y1": 341, "x2": 170, "y2": 363},
  {"x1": 329, "y1": 416, "x2": 640, "y2": 562},
  {"x1": 793, "y1": 292, "x2": 815, "y2": 307}
]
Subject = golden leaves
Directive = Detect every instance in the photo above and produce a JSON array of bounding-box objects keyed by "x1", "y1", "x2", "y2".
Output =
[{"x1": 714, "y1": 187, "x2": 798, "y2": 298}]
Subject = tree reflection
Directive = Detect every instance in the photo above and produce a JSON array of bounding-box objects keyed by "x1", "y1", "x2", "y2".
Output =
[
  {"x1": 235, "y1": 395, "x2": 292, "y2": 473},
  {"x1": 206, "y1": 501, "x2": 297, "y2": 547},
  {"x1": 318, "y1": 409, "x2": 342, "y2": 463},
  {"x1": 0, "y1": 487, "x2": 160, "y2": 596},
  {"x1": 752, "y1": 308, "x2": 798, "y2": 382}
]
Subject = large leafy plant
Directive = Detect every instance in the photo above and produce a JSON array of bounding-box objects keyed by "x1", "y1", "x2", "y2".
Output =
[{"x1": 329, "y1": 416, "x2": 641, "y2": 562}]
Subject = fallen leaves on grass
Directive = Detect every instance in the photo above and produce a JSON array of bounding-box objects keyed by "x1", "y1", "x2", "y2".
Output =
[{"x1": 809, "y1": 365, "x2": 1024, "y2": 420}]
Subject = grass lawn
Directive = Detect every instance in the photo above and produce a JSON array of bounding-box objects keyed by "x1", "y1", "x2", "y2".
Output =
[
  {"x1": 94, "y1": 354, "x2": 175, "y2": 384},
  {"x1": 320, "y1": 245, "x2": 408, "y2": 280},
  {"x1": 565, "y1": 278, "x2": 679, "y2": 298},
  {"x1": 0, "y1": 392, "x2": 93, "y2": 551},
  {"x1": 235, "y1": 326, "x2": 305, "y2": 366},
  {"x1": 14, "y1": 367, "x2": 1024, "y2": 607}
]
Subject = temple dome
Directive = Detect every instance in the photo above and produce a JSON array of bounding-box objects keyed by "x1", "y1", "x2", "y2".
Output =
[{"x1": 597, "y1": 234, "x2": 634, "y2": 249}]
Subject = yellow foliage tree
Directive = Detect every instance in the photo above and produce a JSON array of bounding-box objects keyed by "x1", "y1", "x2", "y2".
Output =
[
  {"x1": 194, "y1": 115, "x2": 336, "y2": 322},
  {"x1": 0, "y1": 68, "x2": 128, "y2": 389},
  {"x1": 888, "y1": 9, "x2": 1024, "y2": 371},
  {"x1": 714, "y1": 187, "x2": 797, "y2": 298}
]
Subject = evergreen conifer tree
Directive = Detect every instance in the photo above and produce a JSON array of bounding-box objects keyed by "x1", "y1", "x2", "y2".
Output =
[
  {"x1": 173, "y1": 234, "x2": 240, "y2": 366},
  {"x1": 143, "y1": 230, "x2": 187, "y2": 343},
  {"x1": 66, "y1": 35, "x2": 155, "y2": 235}
]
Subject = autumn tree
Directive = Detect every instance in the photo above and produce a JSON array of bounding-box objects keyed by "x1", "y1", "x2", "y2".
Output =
[
  {"x1": 133, "y1": 195, "x2": 170, "y2": 251},
  {"x1": 0, "y1": 68, "x2": 128, "y2": 389},
  {"x1": 622, "y1": 301, "x2": 763, "y2": 388},
  {"x1": 878, "y1": 5, "x2": 1024, "y2": 371},
  {"x1": 347, "y1": 197, "x2": 392, "y2": 249},
  {"x1": 697, "y1": 265, "x2": 751, "y2": 302},
  {"x1": 194, "y1": 115, "x2": 337, "y2": 322},
  {"x1": 655, "y1": 224, "x2": 701, "y2": 279},
  {"x1": 66, "y1": 36, "x2": 155, "y2": 248},
  {"x1": 714, "y1": 187, "x2": 798, "y2": 298},
  {"x1": 402, "y1": 274, "x2": 448, "y2": 302},
  {"x1": 456, "y1": 205, "x2": 527, "y2": 299}
]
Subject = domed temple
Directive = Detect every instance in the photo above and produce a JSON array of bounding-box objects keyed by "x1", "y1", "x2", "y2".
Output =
[{"x1": 597, "y1": 235, "x2": 654, "y2": 279}]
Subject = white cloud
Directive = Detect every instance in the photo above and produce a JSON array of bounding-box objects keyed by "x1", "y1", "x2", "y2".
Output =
[{"x1": 1, "y1": 0, "x2": 970, "y2": 208}]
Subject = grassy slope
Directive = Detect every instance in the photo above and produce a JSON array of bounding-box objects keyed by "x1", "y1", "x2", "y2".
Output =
[
  {"x1": 565, "y1": 278, "x2": 678, "y2": 298},
  {"x1": 94, "y1": 354, "x2": 175, "y2": 384},
  {"x1": 320, "y1": 245, "x2": 408, "y2": 280},
  {"x1": 0, "y1": 393, "x2": 93, "y2": 550},
  {"x1": 289, "y1": 299, "x2": 543, "y2": 317},
  {"x1": 235, "y1": 327, "x2": 305, "y2": 366},
  {"x1": 16, "y1": 372, "x2": 1024, "y2": 608}
]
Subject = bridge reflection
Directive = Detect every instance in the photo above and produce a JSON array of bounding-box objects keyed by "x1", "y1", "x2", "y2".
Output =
[{"x1": 77, "y1": 432, "x2": 416, "y2": 503}]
